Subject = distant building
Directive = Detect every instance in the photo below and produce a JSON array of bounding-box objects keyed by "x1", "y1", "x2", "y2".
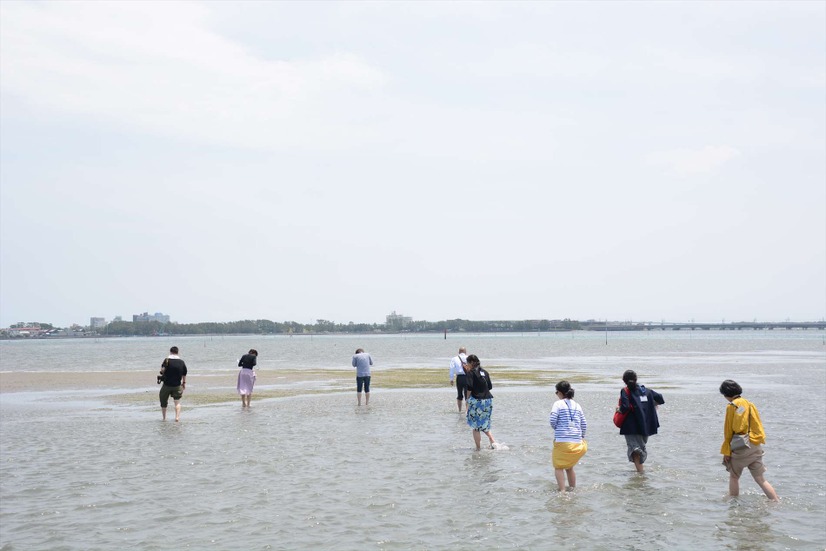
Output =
[
  {"x1": 386, "y1": 311, "x2": 412, "y2": 329},
  {"x1": 113, "y1": 316, "x2": 122, "y2": 322},
  {"x1": 133, "y1": 312, "x2": 170, "y2": 323},
  {"x1": 90, "y1": 317, "x2": 107, "y2": 329},
  {"x1": 6, "y1": 325, "x2": 44, "y2": 337}
]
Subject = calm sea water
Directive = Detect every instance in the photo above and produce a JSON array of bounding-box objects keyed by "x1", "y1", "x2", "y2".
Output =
[{"x1": 1, "y1": 331, "x2": 825, "y2": 550}]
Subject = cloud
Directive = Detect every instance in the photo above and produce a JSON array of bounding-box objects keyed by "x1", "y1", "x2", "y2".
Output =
[
  {"x1": 0, "y1": 1, "x2": 387, "y2": 151},
  {"x1": 646, "y1": 145, "x2": 742, "y2": 176}
]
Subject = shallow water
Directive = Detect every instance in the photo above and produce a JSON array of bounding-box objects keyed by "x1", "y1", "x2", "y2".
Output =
[
  {"x1": 0, "y1": 329, "x2": 823, "y2": 374},
  {"x1": 1, "y1": 332, "x2": 825, "y2": 550}
]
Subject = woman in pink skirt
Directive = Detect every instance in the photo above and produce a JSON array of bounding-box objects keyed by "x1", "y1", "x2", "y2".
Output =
[{"x1": 237, "y1": 349, "x2": 258, "y2": 407}]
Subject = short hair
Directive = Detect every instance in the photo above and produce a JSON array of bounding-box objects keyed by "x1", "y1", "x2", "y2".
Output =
[
  {"x1": 249, "y1": 349, "x2": 258, "y2": 356},
  {"x1": 459, "y1": 347, "x2": 467, "y2": 353},
  {"x1": 170, "y1": 346, "x2": 179, "y2": 354},
  {"x1": 555, "y1": 380, "x2": 575, "y2": 399},
  {"x1": 622, "y1": 370, "x2": 637, "y2": 384},
  {"x1": 355, "y1": 348, "x2": 364, "y2": 354},
  {"x1": 466, "y1": 354, "x2": 480, "y2": 366},
  {"x1": 719, "y1": 379, "x2": 743, "y2": 398}
]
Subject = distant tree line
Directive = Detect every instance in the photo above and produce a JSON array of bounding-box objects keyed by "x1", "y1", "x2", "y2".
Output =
[
  {"x1": 100, "y1": 318, "x2": 582, "y2": 336},
  {"x1": 9, "y1": 322, "x2": 55, "y2": 329}
]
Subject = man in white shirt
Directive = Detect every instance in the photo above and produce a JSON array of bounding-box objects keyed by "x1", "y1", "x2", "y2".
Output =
[{"x1": 449, "y1": 347, "x2": 469, "y2": 412}]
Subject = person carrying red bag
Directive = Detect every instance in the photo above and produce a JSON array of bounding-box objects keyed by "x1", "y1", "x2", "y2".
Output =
[{"x1": 616, "y1": 370, "x2": 664, "y2": 473}]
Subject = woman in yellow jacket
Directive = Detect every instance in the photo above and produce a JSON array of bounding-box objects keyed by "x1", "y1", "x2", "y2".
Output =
[{"x1": 719, "y1": 380, "x2": 779, "y2": 501}]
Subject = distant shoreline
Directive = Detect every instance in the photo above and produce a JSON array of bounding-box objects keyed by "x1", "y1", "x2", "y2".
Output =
[{"x1": 3, "y1": 321, "x2": 825, "y2": 341}]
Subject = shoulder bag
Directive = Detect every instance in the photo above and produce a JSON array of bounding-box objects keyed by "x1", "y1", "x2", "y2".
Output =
[
  {"x1": 157, "y1": 358, "x2": 168, "y2": 385},
  {"x1": 729, "y1": 402, "x2": 751, "y2": 451},
  {"x1": 613, "y1": 387, "x2": 632, "y2": 428}
]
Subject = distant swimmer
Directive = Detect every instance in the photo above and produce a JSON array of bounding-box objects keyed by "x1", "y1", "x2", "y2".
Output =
[
  {"x1": 616, "y1": 370, "x2": 664, "y2": 473},
  {"x1": 549, "y1": 381, "x2": 587, "y2": 492},
  {"x1": 159, "y1": 346, "x2": 187, "y2": 422},
  {"x1": 352, "y1": 348, "x2": 373, "y2": 406},
  {"x1": 719, "y1": 380, "x2": 778, "y2": 501},
  {"x1": 237, "y1": 349, "x2": 258, "y2": 408},
  {"x1": 465, "y1": 355, "x2": 496, "y2": 450},
  {"x1": 449, "y1": 347, "x2": 469, "y2": 412}
]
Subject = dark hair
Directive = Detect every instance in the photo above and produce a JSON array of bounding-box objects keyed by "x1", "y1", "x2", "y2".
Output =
[
  {"x1": 719, "y1": 379, "x2": 743, "y2": 398},
  {"x1": 466, "y1": 354, "x2": 480, "y2": 367},
  {"x1": 555, "y1": 380, "x2": 575, "y2": 399},
  {"x1": 622, "y1": 370, "x2": 638, "y2": 390},
  {"x1": 249, "y1": 349, "x2": 258, "y2": 356},
  {"x1": 170, "y1": 346, "x2": 179, "y2": 354},
  {"x1": 355, "y1": 348, "x2": 364, "y2": 354}
]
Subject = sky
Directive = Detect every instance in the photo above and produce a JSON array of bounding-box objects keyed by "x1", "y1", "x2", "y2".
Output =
[{"x1": 1, "y1": 1, "x2": 824, "y2": 328}]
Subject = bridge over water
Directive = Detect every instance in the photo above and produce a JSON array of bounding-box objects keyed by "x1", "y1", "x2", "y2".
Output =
[{"x1": 582, "y1": 321, "x2": 826, "y2": 331}]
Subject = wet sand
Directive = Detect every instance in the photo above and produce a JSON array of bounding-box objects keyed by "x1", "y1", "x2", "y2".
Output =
[
  {"x1": 0, "y1": 370, "x2": 352, "y2": 405},
  {"x1": 0, "y1": 370, "x2": 189, "y2": 392},
  {"x1": 0, "y1": 367, "x2": 584, "y2": 406}
]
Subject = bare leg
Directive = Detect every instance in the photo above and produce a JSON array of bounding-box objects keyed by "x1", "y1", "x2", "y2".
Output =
[
  {"x1": 753, "y1": 474, "x2": 778, "y2": 501},
  {"x1": 357, "y1": 392, "x2": 362, "y2": 406},
  {"x1": 241, "y1": 395, "x2": 246, "y2": 407},
  {"x1": 566, "y1": 467, "x2": 576, "y2": 489},
  {"x1": 457, "y1": 398, "x2": 463, "y2": 412},
  {"x1": 728, "y1": 474, "x2": 740, "y2": 497},
  {"x1": 161, "y1": 407, "x2": 167, "y2": 421},
  {"x1": 174, "y1": 400, "x2": 181, "y2": 422},
  {"x1": 472, "y1": 429, "x2": 482, "y2": 450},
  {"x1": 554, "y1": 469, "x2": 566, "y2": 491},
  {"x1": 365, "y1": 391, "x2": 370, "y2": 406},
  {"x1": 484, "y1": 430, "x2": 496, "y2": 447},
  {"x1": 632, "y1": 451, "x2": 644, "y2": 473}
]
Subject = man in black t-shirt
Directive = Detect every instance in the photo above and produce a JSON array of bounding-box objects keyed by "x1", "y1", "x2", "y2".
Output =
[{"x1": 159, "y1": 346, "x2": 188, "y2": 422}]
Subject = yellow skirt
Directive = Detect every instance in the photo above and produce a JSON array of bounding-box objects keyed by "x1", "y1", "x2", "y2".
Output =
[{"x1": 552, "y1": 441, "x2": 588, "y2": 469}]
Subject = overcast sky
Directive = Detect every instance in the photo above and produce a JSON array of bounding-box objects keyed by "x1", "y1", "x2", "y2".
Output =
[{"x1": 1, "y1": 1, "x2": 824, "y2": 328}]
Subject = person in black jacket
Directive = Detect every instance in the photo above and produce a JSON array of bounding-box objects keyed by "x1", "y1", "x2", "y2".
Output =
[
  {"x1": 465, "y1": 355, "x2": 497, "y2": 450},
  {"x1": 159, "y1": 346, "x2": 188, "y2": 422},
  {"x1": 617, "y1": 370, "x2": 664, "y2": 473}
]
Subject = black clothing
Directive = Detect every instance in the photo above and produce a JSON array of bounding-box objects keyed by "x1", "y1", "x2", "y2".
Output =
[
  {"x1": 161, "y1": 357, "x2": 187, "y2": 386},
  {"x1": 455, "y1": 373, "x2": 468, "y2": 400},
  {"x1": 238, "y1": 354, "x2": 257, "y2": 369},
  {"x1": 466, "y1": 367, "x2": 493, "y2": 400},
  {"x1": 619, "y1": 385, "x2": 665, "y2": 436}
]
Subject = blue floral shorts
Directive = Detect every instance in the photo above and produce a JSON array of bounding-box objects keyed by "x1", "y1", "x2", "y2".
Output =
[{"x1": 467, "y1": 397, "x2": 493, "y2": 432}]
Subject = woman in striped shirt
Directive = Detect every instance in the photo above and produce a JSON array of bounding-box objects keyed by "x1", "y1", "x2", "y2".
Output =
[{"x1": 549, "y1": 380, "x2": 588, "y2": 492}]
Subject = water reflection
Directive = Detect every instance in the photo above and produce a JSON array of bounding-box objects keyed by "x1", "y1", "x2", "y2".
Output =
[
  {"x1": 464, "y1": 450, "x2": 501, "y2": 484},
  {"x1": 715, "y1": 500, "x2": 776, "y2": 550},
  {"x1": 545, "y1": 491, "x2": 592, "y2": 542},
  {"x1": 622, "y1": 472, "x2": 650, "y2": 492}
]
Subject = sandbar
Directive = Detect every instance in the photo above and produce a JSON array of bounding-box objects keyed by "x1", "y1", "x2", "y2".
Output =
[{"x1": 0, "y1": 368, "x2": 601, "y2": 406}]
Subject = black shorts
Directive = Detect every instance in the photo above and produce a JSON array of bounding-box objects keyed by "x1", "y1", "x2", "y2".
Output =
[
  {"x1": 455, "y1": 374, "x2": 468, "y2": 400},
  {"x1": 159, "y1": 384, "x2": 183, "y2": 408}
]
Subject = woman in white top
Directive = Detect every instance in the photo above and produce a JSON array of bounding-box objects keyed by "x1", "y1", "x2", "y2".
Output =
[{"x1": 549, "y1": 380, "x2": 588, "y2": 492}]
